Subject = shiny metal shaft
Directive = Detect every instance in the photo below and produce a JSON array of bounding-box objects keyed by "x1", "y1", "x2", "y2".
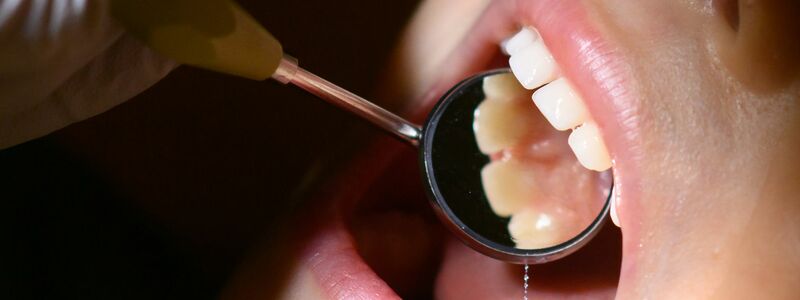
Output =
[{"x1": 272, "y1": 55, "x2": 421, "y2": 146}]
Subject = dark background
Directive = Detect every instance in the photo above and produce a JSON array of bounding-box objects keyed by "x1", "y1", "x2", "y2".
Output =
[{"x1": 1, "y1": 1, "x2": 420, "y2": 298}]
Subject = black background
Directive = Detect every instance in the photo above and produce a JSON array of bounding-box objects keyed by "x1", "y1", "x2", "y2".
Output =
[{"x1": 1, "y1": 0, "x2": 419, "y2": 298}]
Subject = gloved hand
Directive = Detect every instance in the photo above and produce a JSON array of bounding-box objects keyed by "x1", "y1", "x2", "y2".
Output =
[{"x1": 0, "y1": 0, "x2": 177, "y2": 149}]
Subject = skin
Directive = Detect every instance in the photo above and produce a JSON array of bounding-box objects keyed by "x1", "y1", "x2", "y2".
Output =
[{"x1": 589, "y1": 0, "x2": 800, "y2": 297}]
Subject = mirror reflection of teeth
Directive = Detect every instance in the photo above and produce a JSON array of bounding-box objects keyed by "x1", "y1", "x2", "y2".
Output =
[
  {"x1": 482, "y1": 72, "x2": 529, "y2": 100},
  {"x1": 473, "y1": 82, "x2": 539, "y2": 154},
  {"x1": 475, "y1": 64, "x2": 607, "y2": 248},
  {"x1": 474, "y1": 73, "x2": 571, "y2": 248},
  {"x1": 506, "y1": 26, "x2": 612, "y2": 172},
  {"x1": 508, "y1": 208, "x2": 561, "y2": 249},
  {"x1": 481, "y1": 159, "x2": 539, "y2": 217}
]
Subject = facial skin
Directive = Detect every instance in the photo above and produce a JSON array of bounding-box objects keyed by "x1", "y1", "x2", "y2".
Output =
[
  {"x1": 584, "y1": 0, "x2": 800, "y2": 298},
  {"x1": 222, "y1": 0, "x2": 800, "y2": 298}
]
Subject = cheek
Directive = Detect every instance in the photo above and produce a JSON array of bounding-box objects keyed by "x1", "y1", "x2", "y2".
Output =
[
  {"x1": 585, "y1": 0, "x2": 796, "y2": 229},
  {"x1": 589, "y1": 0, "x2": 694, "y2": 44},
  {"x1": 711, "y1": 0, "x2": 800, "y2": 91},
  {"x1": 588, "y1": 1, "x2": 727, "y2": 139}
]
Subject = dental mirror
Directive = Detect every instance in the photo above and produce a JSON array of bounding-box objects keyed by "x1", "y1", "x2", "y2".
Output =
[
  {"x1": 274, "y1": 57, "x2": 613, "y2": 264},
  {"x1": 419, "y1": 69, "x2": 612, "y2": 264}
]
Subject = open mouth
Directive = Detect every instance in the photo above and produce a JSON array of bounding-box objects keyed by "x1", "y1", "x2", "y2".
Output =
[{"x1": 224, "y1": 0, "x2": 640, "y2": 298}]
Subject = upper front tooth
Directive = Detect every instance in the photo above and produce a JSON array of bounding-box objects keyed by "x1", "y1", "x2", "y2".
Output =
[
  {"x1": 609, "y1": 186, "x2": 620, "y2": 227},
  {"x1": 532, "y1": 78, "x2": 589, "y2": 131},
  {"x1": 501, "y1": 27, "x2": 538, "y2": 56},
  {"x1": 568, "y1": 122, "x2": 612, "y2": 172},
  {"x1": 509, "y1": 38, "x2": 559, "y2": 90}
]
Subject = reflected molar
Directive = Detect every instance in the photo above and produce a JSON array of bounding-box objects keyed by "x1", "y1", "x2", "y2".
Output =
[
  {"x1": 532, "y1": 78, "x2": 589, "y2": 131},
  {"x1": 474, "y1": 99, "x2": 538, "y2": 154},
  {"x1": 474, "y1": 76, "x2": 538, "y2": 154},
  {"x1": 508, "y1": 30, "x2": 559, "y2": 89},
  {"x1": 481, "y1": 160, "x2": 539, "y2": 217},
  {"x1": 482, "y1": 73, "x2": 529, "y2": 101},
  {"x1": 568, "y1": 122, "x2": 612, "y2": 171},
  {"x1": 508, "y1": 208, "x2": 560, "y2": 249}
]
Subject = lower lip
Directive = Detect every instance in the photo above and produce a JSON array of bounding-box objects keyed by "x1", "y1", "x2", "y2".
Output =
[
  {"x1": 294, "y1": 135, "x2": 620, "y2": 298},
  {"x1": 289, "y1": 138, "x2": 437, "y2": 299}
]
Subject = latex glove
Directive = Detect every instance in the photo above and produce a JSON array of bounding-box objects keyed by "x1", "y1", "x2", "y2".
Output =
[{"x1": 0, "y1": 0, "x2": 177, "y2": 149}]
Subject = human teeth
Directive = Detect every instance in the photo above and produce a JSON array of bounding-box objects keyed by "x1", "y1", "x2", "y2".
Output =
[
  {"x1": 482, "y1": 73, "x2": 528, "y2": 101},
  {"x1": 532, "y1": 78, "x2": 589, "y2": 131},
  {"x1": 503, "y1": 28, "x2": 612, "y2": 173},
  {"x1": 501, "y1": 27, "x2": 538, "y2": 56},
  {"x1": 610, "y1": 187, "x2": 620, "y2": 227},
  {"x1": 508, "y1": 208, "x2": 560, "y2": 249},
  {"x1": 473, "y1": 95, "x2": 538, "y2": 154},
  {"x1": 509, "y1": 37, "x2": 559, "y2": 89},
  {"x1": 480, "y1": 160, "x2": 539, "y2": 217},
  {"x1": 568, "y1": 122, "x2": 612, "y2": 171}
]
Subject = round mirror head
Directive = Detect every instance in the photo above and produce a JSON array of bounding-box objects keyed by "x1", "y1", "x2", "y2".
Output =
[{"x1": 419, "y1": 69, "x2": 613, "y2": 264}]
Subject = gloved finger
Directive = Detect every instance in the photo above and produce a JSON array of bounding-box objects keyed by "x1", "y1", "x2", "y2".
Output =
[
  {"x1": 1, "y1": 33, "x2": 176, "y2": 148},
  {"x1": 0, "y1": 0, "x2": 176, "y2": 148}
]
